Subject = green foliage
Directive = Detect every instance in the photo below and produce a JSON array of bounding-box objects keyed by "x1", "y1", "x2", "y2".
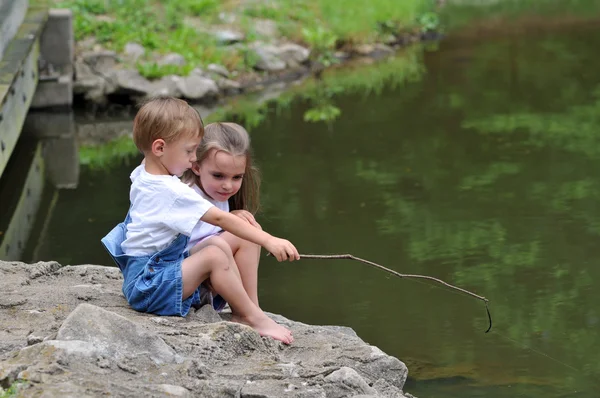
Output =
[
  {"x1": 302, "y1": 26, "x2": 338, "y2": 66},
  {"x1": 136, "y1": 62, "x2": 193, "y2": 80},
  {"x1": 0, "y1": 381, "x2": 27, "y2": 398},
  {"x1": 304, "y1": 104, "x2": 341, "y2": 123},
  {"x1": 417, "y1": 11, "x2": 440, "y2": 33}
]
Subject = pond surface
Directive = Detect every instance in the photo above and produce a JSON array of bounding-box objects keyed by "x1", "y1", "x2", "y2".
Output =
[{"x1": 4, "y1": 16, "x2": 600, "y2": 398}]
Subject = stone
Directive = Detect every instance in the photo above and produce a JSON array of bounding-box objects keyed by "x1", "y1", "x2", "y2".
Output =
[
  {"x1": 190, "y1": 304, "x2": 223, "y2": 324},
  {"x1": 213, "y1": 29, "x2": 245, "y2": 45},
  {"x1": 277, "y1": 43, "x2": 310, "y2": 67},
  {"x1": 158, "y1": 53, "x2": 186, "y2": 66},
  {"x1": 252, "y1": 43, "x2": 286, "y2": 71},
  {"x1": 56, "y1": 303, "x2": 181, "y2": 365},
  {"x1": 112, "y1": 69, "x2": 153, "y2": 96},
  {"x1": 149, "y1": 75, "x2": 182, "y2": 98},
  {"x1": 324, "y1": 367, "x2": 377, "y2": 397},
  {"x1": 81, "y1": 50, "x2": 118, "y2": 74},
  {"x1": 175, "y1": 75, "x2": 219, "y2": 101},
  {"x1": 215, "y1": 78, "x2": 242, "y2": 95},
  {"x1": 207, "y1": 63, "x2": 230, "y2": 78},
  {"x1": 124, "y1": 42, "x2": 145, "y2": 62},
  {"x1": 0, "y1": 261, "x2": 413, "y2": 397}
]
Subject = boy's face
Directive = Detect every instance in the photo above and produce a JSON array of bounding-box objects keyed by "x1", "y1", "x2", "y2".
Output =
[{"x1": 160, "y1": 135, "x2": 202, "y2": 177}]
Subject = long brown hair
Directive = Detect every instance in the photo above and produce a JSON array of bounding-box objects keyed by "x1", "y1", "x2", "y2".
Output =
[{"x1": 182, "y1": 122, "x2": 260, "y2": 214}]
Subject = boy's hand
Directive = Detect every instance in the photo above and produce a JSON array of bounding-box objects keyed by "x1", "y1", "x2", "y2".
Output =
[{"x1": 265, "y1": 237, "x2": 300, "y2": 262}]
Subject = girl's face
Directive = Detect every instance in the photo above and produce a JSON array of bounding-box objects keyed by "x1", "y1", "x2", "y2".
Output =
[{"x1": 193, "y1": 149, "x2": 246, "y2": 202}]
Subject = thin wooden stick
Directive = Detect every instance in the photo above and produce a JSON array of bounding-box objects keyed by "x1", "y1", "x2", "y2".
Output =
[
  {"x1": 278, "y1": 253, "x2": 493, "y2": 333},
  {"x1": 299, "y1": 254, "x2": 488, "y2": 302}
]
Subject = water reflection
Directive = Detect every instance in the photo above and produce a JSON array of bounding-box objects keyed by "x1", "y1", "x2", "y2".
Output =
[{"x1": 0, "y1": 110, "x2": 78, "y2": 261}]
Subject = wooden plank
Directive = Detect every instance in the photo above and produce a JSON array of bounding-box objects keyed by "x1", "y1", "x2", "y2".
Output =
[
  {"x1": 0, "y1": 40, "x2": 39, "y2": 177},
  {"x1": 0, "y1": 7, "x2": 48, "y2": 178},
  {"x1": 0, "y1": 0, "x2": 29, "y2": 59}
]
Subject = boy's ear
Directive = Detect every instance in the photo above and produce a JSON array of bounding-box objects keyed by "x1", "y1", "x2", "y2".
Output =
[
  {"x1": 151, "y1": 139, "x2": 166, "y2": 157},
  {"x1": 191, "y1": 162, "x2": 201, "y2": 176}
]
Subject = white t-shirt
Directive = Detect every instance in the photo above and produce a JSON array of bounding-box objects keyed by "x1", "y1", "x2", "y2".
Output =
[
  {"x1": 122, "y1": 165, "x2": 214, "y2": 256},
  {"x1": 186, "y1": 184, "x2": 229, "y2": 251}
]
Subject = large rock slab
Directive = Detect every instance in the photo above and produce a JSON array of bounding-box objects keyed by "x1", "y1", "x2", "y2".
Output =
[{"x1": 0, "y1": 261, "x2": 411, "y2": 397}]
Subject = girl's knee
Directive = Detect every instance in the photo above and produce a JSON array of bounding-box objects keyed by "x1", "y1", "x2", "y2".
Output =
[
  {"x1": 201, "y1": 245, "x2": 230, "y2": 265},
  {"x1": 207, "y1": 236, "x2": 234, "y2": 256}
]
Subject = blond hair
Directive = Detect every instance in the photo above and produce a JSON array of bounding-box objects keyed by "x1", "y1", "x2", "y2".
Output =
[
  {"x1": 133, "y1": 96, "x2": 204, "y2": 153},
  {"x1": 182, "y1": 122, "x2": 260, "y2": 214}
]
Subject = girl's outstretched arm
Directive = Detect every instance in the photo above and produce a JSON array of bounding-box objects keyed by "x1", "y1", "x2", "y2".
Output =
[{"x1": 201, "y1": 207, "x2": 299, "y2": 262}]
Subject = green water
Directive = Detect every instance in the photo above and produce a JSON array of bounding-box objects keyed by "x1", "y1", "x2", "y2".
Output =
[{"x1": 7, "y1": 17, "x2": 600, "y2": 398}]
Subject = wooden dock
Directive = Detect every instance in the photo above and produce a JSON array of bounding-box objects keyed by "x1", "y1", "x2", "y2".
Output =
[{"x1": 0, "y1": 1, "x2": 74, "y2": 261}]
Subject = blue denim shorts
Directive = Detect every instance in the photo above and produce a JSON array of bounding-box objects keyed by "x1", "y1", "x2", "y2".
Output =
[{"x1": 102, "y1": 220, "x2": 226, "y2": 317}]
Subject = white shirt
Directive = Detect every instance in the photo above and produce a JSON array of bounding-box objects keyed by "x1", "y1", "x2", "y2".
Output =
[
  {"x1": 122, "y1": 165, "x2": 214, "y2": 256},
  {"x1": 186, "y1": 184, "x2": 229, "y2": 251}
]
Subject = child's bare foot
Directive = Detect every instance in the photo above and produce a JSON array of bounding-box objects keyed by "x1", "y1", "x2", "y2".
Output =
[{"x1": 231, "y1": 313, "x2": 294, "y2": 344}]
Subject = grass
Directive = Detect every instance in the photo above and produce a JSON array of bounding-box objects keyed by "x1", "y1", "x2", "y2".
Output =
[
  {"x1": 32, "y1": 0, "x2": 437, "y2": 78},
  {"x1": 0, "y1": 381, "x2": 27, "y2": 398}
]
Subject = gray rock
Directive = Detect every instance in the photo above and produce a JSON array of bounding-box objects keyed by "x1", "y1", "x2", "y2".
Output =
[
  {"x1": 73, "y1": 58, "x2": 108, "y2": 102},
  {"x1": 149, "y1": 75, "x2": 183, "y2": 98},
  {"x1": 207, "y1": 63, "x2": 230, "y2": 77},
  {"x1": 324, "y1": 367, "x2": 377, "y2": 397},
  {"x1": 372, "y1": 378, "x2": 406, "y2": 397},
  {"x1": 277, "y1": 43, "x2": 310, "y2": 67},
  {"x1": 252, "y1": 43, "x2": 286, "y2": 71},
  {"x1": 214, "y1": 29, "x2": 245, "y2": 45},
  {"x1": 81, "y1": 50, "x2": 118, "y2": 74},
  {"x1": 191, "y1": 304, "x2": 223, "y2": 323},
  {"x1": 251, "y1": 42, "x2": 310, "y2": 71},
  {"x1": 124, "y1": 42, "x2": 145, "y2": 62},
  {"x1": 215, "y1": 77, "x2": 242, "y2": 95},
  {"x1": 190, "y1": 67, "x2": 207, "y2": 77},
  {"x1": 112, "y1": 69, "x2": 153, "y2": 96},
  {"x1": 175, "y1": 75, "x2": 219, "y2": 101},
  {"x1": 56, "y1": 303, "x2": 181, "y2": 365},
  {"x1": 0, "y1": 261, "x2": 412, "y2": 398},
  {"x1": 158, "y1": 53, "x2": 186, "y2": 66}
]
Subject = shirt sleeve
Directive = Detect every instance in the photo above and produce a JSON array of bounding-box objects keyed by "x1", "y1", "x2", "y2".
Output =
[{"x1": 165, "y1": 182, "x2": 215, "y2": 237}]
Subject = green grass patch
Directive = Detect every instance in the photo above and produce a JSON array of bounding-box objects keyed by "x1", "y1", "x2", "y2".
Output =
[
  {"x1": 33, "y1": 0, "x2": 437, "y2": 78},
  {"x1": 0, "y1": 381, "x2": 27, "y2": 398}
]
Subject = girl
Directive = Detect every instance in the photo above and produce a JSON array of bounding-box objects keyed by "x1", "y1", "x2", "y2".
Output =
[{"x1": 182, "y1": 122, "x2": 264, "y2": 310}]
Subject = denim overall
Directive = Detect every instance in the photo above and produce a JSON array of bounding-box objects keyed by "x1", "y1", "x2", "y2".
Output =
[{"x1": 101, "y1": 211, "x2": 226, "y2": 316}]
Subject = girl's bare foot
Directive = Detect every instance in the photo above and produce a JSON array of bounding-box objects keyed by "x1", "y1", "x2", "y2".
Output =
[{"x1": 231, "y1": 313, "x2": 294, "y2": 344}]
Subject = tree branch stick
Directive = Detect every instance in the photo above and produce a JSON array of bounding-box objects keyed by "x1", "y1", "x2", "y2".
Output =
[
  {"x1": 299, "y1": 254, "x2": 488, "y2": 303},
  {"x1": 276, "y1": 253, "x2": 492, "y2": 333}
]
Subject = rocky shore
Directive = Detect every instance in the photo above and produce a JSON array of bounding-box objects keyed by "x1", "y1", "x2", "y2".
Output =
[
  {"x1": 69, "y1": 13, "x2": 437, "y2": 107},
  {"x1": 0, "y1": 260, "x2": 413, "y2": 397}
]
